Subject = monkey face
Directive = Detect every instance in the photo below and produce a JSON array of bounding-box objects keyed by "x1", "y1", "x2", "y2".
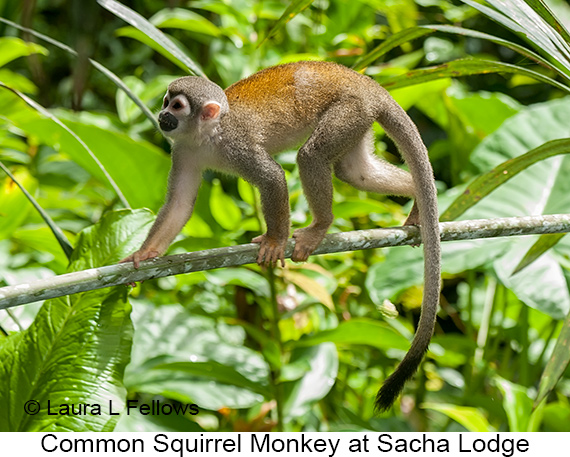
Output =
[{"x1": 158, "y1": 93, "x2": 191, "y2": 136}]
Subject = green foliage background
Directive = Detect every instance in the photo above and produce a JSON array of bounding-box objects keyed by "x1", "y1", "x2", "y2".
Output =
[{"x1": 1, "y1": 0, "x2": 570, "y2": 432}]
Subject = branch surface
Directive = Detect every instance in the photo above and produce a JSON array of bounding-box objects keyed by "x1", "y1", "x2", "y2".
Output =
[{"x1": 1, "y1": 214, "x2": 570, "y2": 309}]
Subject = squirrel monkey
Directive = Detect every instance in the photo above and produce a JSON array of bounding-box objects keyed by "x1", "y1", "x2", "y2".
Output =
[{"x1": 122, "y1": 61, "x2": 441, "y2": 411}]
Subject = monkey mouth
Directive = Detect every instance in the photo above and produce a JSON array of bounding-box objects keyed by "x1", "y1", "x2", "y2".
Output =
[{"x1": 158, "y1": 112, "x2": 178, "y2": 132}]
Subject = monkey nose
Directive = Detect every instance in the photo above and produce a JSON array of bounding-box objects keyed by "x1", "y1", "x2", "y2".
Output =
[{"x1": 159, "y1": 112, "x2": 178, "y2": 132}]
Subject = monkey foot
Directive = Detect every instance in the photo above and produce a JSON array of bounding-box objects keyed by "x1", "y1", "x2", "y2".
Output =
[
  {"x1": 291, "y1": 227, "x2": 326, "y2": 262},
  {"x1": 404, "y1": 202, "x2": 420, "y2": 226},
  {"x1": 252, "y1": 234, "x2": 286, "y2": 267},
  {"x1": 403, "y1": 204, "x2": 421, "y2": 247}
]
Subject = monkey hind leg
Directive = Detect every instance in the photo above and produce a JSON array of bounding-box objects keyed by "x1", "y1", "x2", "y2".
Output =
[
  {"x1": 334, "y1": 130, "x2": 419, "y2": 224},
  {"x1": 334, "y1": 130, "x2": 416, "y2": 197},
  {"x1": 293, "y1": 102, "x2": 371, "y2": 262}
]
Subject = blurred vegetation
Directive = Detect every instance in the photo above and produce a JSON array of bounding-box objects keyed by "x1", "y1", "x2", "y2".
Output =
[{"x1": 1, "y1": 0, "x2": 570, "y2": 432}]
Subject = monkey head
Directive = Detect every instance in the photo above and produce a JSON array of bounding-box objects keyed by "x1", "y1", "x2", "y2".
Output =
[{"x1": 158, "y1": 76, "x2": 229, "y2": 140}]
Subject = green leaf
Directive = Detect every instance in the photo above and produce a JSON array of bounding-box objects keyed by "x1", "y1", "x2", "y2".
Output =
[
  {"x1": 69, "y1": 209, "x2": 155, "y2": 270},
  {"x1": 12, "y1": 227, "x2": 71, "y2": 270},
  {"x1": 0, "y1": 36, "x2": 47, "y2": 68},
  {"x1": 441, "y1": 139, "x2": 570, "y2": 221},
  {"x1": 126, "y1": 304, "x2": 270, "y2": 410},
  {"x1": 512, "y1": 233, "x2": 566, "y2": 274},
  {"x1": 493, "y1": 377, "x2": 533, "y2": 432},
  {"x1": 283, "y1": 344, "x2": 338, "y2": 419},
  {"x1": 463, "y1": 0, "x2": 570, "y2": 76},
  {"x1": 422, "y1": 403, "x2": 495, "y2": 431},
  {"x1": 259, "y1": 0, "x2": 314, "y2": 47},
  {"x1": 116, "y1": 75, "x2": 172, "y2": 124},
  {"x1": 0, "y1": 289, "x2": 132, "y2": 432},
  {"x1": 210, "y1": 179, "x2": 242, "y2": 230},
  {"x1": 425, "y1": 24, "x2": 570, "y2": 81},
  {"x1": 1, "y1": 98, "x2": 170, "y2": 211},
  {"x1": 524, "y1": 0, "x2": 570, "y2": 43},
  {"x1": 98, "y1": 0, "x2": 205, "y2": 77},
  {"x1": 224, "y1": 318, "x2": 281, "y2": 368},
  {"x1": 353, "y1": 27, "x2": 434, "y2": 70},
  {"x1": 0, "y1": 69, "x2": 37, "y2": 94},
  {"x1": 541, "y1": 402, "x2": 570, "y2": 432},
  {"x1": 0, "y1": 161, "x2": 73, "y2": 259},
  {"x1": 452, "y1": 97, "x2": 570, "y2": 318},
  {"x1": 0, "y1": 84, "x2": 131, "y2": 208},
  {"x1": 380, "y1": 58, "x2": 570, "y2": 94},
  {"x1": 207, "y1": 268, "x2": 270, "y2": 298},
  {"x1": 150, "y1": 8, "x2": 222, "y2": 37},
  {"x1": 0, "y1": 167, "x2": 37, "y2": 239},
  {"x1": 282, "y1": 269, "x2": 335, "y2": 311},
  {"x1": 535, "y1": 310, "x2": 570, "y2": 405},
  {"x1": 289, "y1": 318, "x2": 410, "y2": 352},
  {"x1": 0, "y1": 17, "x2": 159, "y2": 130},
  {"x1": 152, "y1": 361, "x2": 271, "y2": 397},
  {"x1": 333, "y1": 197, "x2": 392, "y2": 219},
  {"x1": 365, "y1": 240, "x2": 507, "y2": 307},
  {"x1": 115, "y1": 27, "x2": 195, "y2": 75}
]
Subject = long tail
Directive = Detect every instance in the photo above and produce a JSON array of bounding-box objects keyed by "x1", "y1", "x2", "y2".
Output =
[{"x1": 374, "y1": 94, "x2": 441, "y2": 412}]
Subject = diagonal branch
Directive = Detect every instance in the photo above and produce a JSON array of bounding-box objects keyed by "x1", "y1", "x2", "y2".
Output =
[{"x1": 1, "y1": 214, "x2": 570, "y2": 309}]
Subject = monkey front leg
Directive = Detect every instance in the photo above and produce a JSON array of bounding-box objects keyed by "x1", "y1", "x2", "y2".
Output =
[
  {"x1": 238, "y1": 155, "x2": 291, "y2": 267},
  {"x1": 121, "y1": 164, "x2": 201, "y2": 269}
]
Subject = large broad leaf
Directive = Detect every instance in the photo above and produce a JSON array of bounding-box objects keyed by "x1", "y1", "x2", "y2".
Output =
[
  {"x1": 282, "y1": 344, "x2": 338, "y2": 419},
  {"x1": 493, "y1": 377, "x2": 533, "y2": 432},
  {"x1": 0, "y1": 91, "x2": 170, "y2": 211},
  {"x1": 369, "y1": 98, "x2": 570, "y2": 319},
  {"x1": 0, "y1": 210, "x2": 147, "y2": 431},
  {"x1": 69, "y1": 209, "x2": 155, "y2": 270},
  {"x1": 125, "y1": 303, "x2": 270, "y2": 410},
  {"x1": 366, "y1": 239, "x2": 509, "y2": 306},
  {"x1": 0, "y1": 84, "x2": 130, "y2": 208},
  {"x1": 462, "y1": 98, "x2": 570, "y2": 318},
  {"x1": 442, "y1": 139, "x2": 570, "y2": 221},
  {"x1": 438, "y1": 98, "x2": 570, "y2": 319},
  {"x1": 0, "y1": 290, "x2": 132, "y2": 432}
]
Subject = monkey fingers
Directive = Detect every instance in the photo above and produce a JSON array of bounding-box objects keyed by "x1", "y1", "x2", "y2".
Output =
[
  {"x1": 120, "y1": 249, "x2": 161, "y2": 269},
  {"x1": 252, "y1": 234, "x2": 286, "y2": 267}
]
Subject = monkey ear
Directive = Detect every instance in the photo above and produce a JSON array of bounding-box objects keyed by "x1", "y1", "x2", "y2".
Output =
[{"x1": 201, "y1": 101, "x2": 221, "y2": 121}]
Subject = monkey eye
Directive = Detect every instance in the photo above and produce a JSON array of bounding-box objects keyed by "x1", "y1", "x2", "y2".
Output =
[
  {"x1": 172, "y1": 101, "x2": 183, "y2": 110},
  {"x1": 162, "y1": 98, "x2": 169, "y2": 109}
]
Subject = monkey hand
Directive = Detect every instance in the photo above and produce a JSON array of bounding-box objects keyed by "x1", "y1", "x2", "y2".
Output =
[
  {"x1": 120, "y1": 248, "x2": 161, "y2": 269},
  {"x1": 252, "y1": 234, "x2": 286, "y2": 267},
  {"x1": 291, "y1": 226, "x2": 326, "y2": 262}
]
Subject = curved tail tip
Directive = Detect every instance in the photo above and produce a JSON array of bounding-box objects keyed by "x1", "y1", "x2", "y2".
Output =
[{"x1": 374, "y1": 382, "x2": 402, "y2": 413}]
